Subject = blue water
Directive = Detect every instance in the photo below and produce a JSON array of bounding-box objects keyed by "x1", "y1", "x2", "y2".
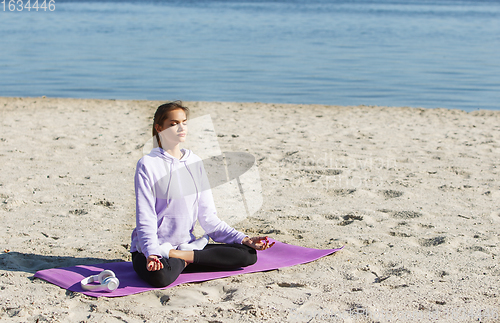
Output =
[{"x1": 1, "y1": 0, "x2": 499, "y2": 111}]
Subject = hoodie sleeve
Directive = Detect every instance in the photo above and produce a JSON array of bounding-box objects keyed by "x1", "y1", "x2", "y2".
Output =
[
  {"x1": 196, "y1": 161, "x2": 247, "y2": 244},
  {"x1": 134, "y1": 160, "x2": 162, "y2": 258}
]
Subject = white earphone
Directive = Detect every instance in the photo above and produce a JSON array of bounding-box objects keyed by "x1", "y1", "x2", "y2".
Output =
[{"x1": 80, "y1": 270, "x2": 119, "y2": 292}]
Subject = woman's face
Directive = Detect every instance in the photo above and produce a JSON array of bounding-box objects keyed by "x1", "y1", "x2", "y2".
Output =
[{"x1": 156, "y1": 108, "x2": 188, "y2": 148}]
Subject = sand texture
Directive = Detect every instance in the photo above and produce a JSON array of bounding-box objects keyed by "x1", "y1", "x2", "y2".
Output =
[{"x1": 1, "y1": 97, "x2": 499, "y2": 322}]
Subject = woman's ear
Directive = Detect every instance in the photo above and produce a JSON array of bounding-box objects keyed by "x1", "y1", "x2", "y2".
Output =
[{"x1": 154, "y1": 123, "x2": 163, "y2": 134}]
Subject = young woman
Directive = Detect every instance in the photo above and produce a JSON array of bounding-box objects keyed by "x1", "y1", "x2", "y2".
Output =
[{"x1": 130, "y1": 101, "x2": 274, "y2": 288}]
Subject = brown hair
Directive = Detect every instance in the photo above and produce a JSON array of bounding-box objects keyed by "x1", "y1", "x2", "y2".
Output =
[{"x1": 152, "y1": 101, "x2": 190, "y2": 148}]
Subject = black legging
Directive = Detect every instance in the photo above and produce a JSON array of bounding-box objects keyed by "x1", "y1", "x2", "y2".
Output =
[{"x1": 132, "y1": 243, "x2": 257, "y2": 288}]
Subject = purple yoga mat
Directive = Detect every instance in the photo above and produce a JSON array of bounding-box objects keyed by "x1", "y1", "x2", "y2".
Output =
[{"x1": 34, "y1": 239, "x2": 343, "y2": 297}]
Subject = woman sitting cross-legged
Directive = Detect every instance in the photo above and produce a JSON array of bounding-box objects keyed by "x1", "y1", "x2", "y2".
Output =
[{"x1": 130, "y1": 101, "x2": 274, "y2": 288}]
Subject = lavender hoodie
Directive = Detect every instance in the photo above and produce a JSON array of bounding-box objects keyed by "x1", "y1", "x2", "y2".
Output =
[{"x1": 130, "y1": 147, "x2": 247, "y2": 258}]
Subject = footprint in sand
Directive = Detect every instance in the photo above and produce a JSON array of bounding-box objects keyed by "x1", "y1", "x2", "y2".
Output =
[
  {"x1": 391, "y1": 211, "x2": 423, "y2": 219},
  {"x1": 338, "y1": 213, "x2": 363, "y2": 226},
  {"x1": 419, "y1": 236, "x2": 446, "y2": 247},
  {"x1": 379, "y1": 190, "x2": 404, "y2": 199},
  {"x1": 329, "y1": 188, "x2": 356, "y2": 196}
]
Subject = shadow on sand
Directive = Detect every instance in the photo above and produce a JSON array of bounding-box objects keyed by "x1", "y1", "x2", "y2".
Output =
[{"x1": 0, "y1": 251, "x2": 124, "y2": 274}]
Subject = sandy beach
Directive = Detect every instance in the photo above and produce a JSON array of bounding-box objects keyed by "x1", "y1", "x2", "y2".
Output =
[{"x1": 1, "y1": 97, "x2": 499, "y2": 322}]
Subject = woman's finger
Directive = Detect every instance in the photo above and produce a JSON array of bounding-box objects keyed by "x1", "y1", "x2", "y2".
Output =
[{"x1": 155, "y1": 259, "x2": 163, "y2": 271}]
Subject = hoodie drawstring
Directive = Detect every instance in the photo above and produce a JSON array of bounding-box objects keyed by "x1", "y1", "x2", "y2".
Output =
[
  {"x1": 184, "y1": 161, "x2": 199, "y2": 207},
  {"x1": 164, "y1": 159, "x2": 173, "y2": 207}
]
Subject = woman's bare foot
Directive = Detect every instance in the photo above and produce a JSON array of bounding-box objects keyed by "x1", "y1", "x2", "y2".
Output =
[{"x1": 168, "y1": 249, "x2": 194, "y2": 267}]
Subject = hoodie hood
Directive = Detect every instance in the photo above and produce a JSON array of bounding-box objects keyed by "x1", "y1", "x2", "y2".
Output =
[
  {"x1": 149, "y1": 147, "x2": 192, "y2": 163},
  {"x1": 147, "y1": 147, "x2": 203, "y2": 202}
]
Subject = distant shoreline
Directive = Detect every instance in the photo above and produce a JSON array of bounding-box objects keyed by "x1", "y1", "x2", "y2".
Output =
[{"x1": 2, "y1": 96, "x2": 499, "y2": 114}]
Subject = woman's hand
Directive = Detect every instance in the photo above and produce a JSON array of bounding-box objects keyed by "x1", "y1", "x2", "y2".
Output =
[
  {"x1": 242, "y1": 236, "x2": 275, "y2": 250},
  {"x1": 147, "y1": 255, "x2": 164, "y2": 271}
]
